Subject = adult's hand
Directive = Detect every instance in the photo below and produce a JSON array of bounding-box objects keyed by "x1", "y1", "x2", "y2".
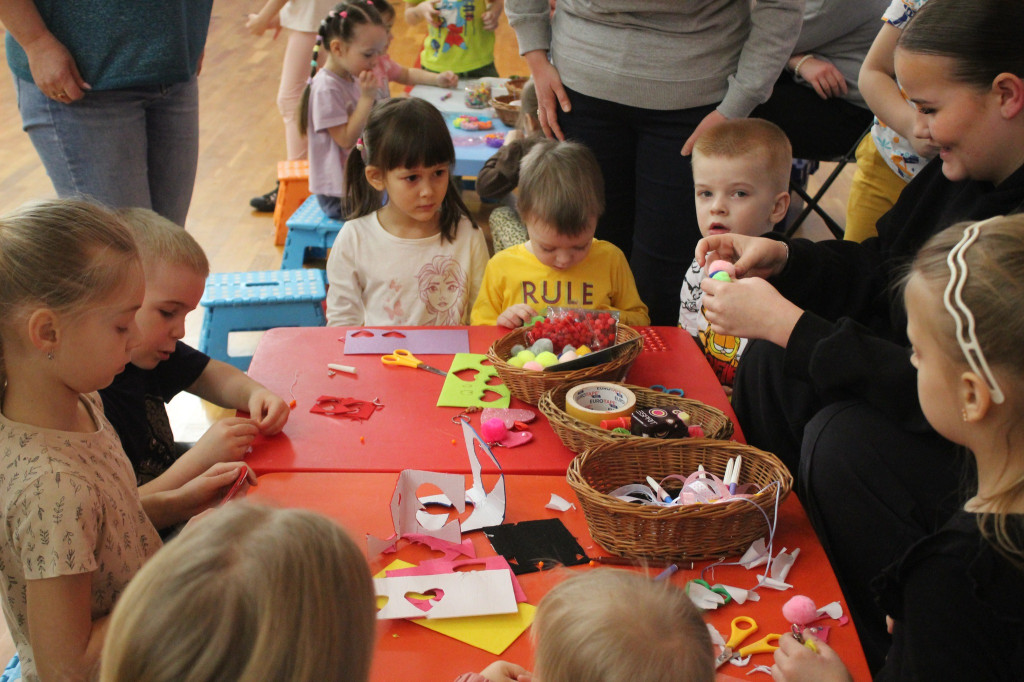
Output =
[
  {"x1": 799, "y1": 57, "x2": 848, "y2": 100},
  {"x1": 681, "y1": 109, "x2": 727, "y2": 156},
  {"x1": 24, "y1": 31, "x2": 89, "y2": 102},
  {"x1": 525, "y1": 50, "x2": 570, "y2": 140},
  {"x1": 700, "y1": 275, "x2": 802, "y2": 347},
  {"x1": 695, "y1": 233, "x2": 790, "y2": 280}
]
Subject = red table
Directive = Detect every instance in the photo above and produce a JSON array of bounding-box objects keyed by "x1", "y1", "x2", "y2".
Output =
[
  {"x1": 245, "y1": 326, "x2": 743, "y2": 475},
  {"x1": 247, "y1": 472, "x2": 871, "y2": 682}
]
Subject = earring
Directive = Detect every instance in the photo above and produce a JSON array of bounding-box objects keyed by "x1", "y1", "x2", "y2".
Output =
[
  {"x1": 961, "y1": 408, "x2": 969, "y2": 422},
  {"x1": 47, "y1": 350, "x2": 54, "y2": 361}
]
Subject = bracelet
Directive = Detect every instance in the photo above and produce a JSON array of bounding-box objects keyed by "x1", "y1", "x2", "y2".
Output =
[{"x1": 793, "y1": 54, "x2": 814, "y2": 80}]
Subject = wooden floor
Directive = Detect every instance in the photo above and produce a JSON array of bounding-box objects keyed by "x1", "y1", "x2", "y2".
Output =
[{"x1": 0, "y1": 0, "x2": 850, "y2": 666}]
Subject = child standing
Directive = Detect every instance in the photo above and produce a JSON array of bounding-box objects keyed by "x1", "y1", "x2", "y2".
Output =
[
  {"x1": 100, "y1": 208, "x2": 290, "y2": 487},
  {"x1": 100, "y1": 503, "x2": 376, "y2": 682},
  {"x1": 374, "y1": 0, "x2": 459, "y2": 92},
  {"x1": 773, "y1": 217, "x2": 1024, "y2": 680},
  {"x1": 470, "y1": 139, "x2": 650, "y2": 327},
  {"x1": 405, "y1": 1, "x2": 504, "y2": 79},
  {"x1": 680, "y1": 119, "x2": 791, "y2": 389},
  {"x1": 0, "y1": 200, "x2": 247, "y2": 682},
  {"x1": 326, "y1": 97, "x2": 488, "y2": 326},
  {"x1": 299, "y1": 1, "x2": 389, "y2": 219}
]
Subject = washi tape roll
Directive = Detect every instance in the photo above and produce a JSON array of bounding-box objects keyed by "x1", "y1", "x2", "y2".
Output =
[{"x1": 565, "y1": 382, "x2": 637, "y2": 426}]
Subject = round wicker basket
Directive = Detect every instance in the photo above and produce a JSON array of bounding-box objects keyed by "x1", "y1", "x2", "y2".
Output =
[
  {"x1": 486, "y1": 325, "x2": 643, "y2": 405},
  {"x1": 504, "y1": 76, "x2": 529, "y2": 100},
  {"x1": 539, "y1": 382, "x2": 733, "y2": 452},
  {"x1": 567, "y1": 439, "x2": 792, "y2": 561},
  {"x1": 490, "y1": 94, "x2": 519, "y2": 127}
]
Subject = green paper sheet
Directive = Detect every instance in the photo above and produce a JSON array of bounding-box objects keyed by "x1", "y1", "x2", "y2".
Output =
[{"x1": 436, "y1": 353, "x2": 511, "y2": 408}]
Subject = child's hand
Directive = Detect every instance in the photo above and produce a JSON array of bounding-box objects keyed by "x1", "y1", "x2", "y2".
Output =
[
  {"x1": 437, "y1": 70, "x2": 459, "y2": 88},
  {"x1": 478, "y1": 660, "x2": 532, "y2": 682},
  {"x1": 497, "y1": 304, "x2": 538, "y2": 329},
  {"x1": 245, "y1": 12, "x2": 281, "y2": 38},
  {"x1": 247, "y1": 388, "x2": 290, "y2": 435},
  {"x1": 772, "y1": 631, "x2": 854, "y2": 682},
  {"x1": 190, "y1": 416, "x2": 259, "y2": 468},
  {"x1": 358, "y1": 69, "x2": 381, "y2": 98},
  {"x1": 482, "y1": 1, "x2": 503, "y2": 31},
  {"x1": 177, "y1": 463, "x2": 256, "y2": 519},
  {"x1": 413, "y1": 1, "x2": 443, "y2": 27}
]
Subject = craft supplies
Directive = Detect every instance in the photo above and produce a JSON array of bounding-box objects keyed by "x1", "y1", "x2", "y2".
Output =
[
  {"x1": 327, "y1": 362, "x2": 357, "y2": 375},
  {"x1": 650, "y1": 383, "x2": 685, "y2": 397},
  {"x1": 482, "y1": 417, "x2": 508, "y2": 442},
  {"x1": 708, "y1": 259, "x2": 736, "y2": 282},
  {"x1": 714, "y1": 616, "x2": 782, "y2": 669},
  {"x1": 782, "y1": 595, "x2": 821, "y2": 652},
  {"x1": 220, "y1": 467, "x2": 249, "y2": 505},
  {"x1": 310, "y1": 396, "x2": 382, "y2": 420},
  {"x1": 381, "y1": 348, "x2": 448, "y2": 377},
  {"x1": 464, "y1": 81, "x2": 491, "y2": 108},
  {"x1": 565, "y1": 382, "x2": 637, "y2": 426},
  {"x1": 437, "y1": 353, "x2": 511, "y2": 408},
  {"x1": 453, "y1": 114, "x2": 493, "y2": 130},
  {"x1": 630, "y1": 406, "x2": 691, "y2": 438},
  {"x1": 526, "y1": 307, "x2": 619, "y2": 351},
  {"x1": 485, "y1": 132, "x2": 505, "y2": 147}
]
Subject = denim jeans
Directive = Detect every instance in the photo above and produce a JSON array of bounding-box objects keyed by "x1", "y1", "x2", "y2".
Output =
[{"x1": 15, "y1": 75, "x2": 200, "y2": 226}]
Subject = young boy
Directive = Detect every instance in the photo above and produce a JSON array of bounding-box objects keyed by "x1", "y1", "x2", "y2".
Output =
[
  {"x1": 680, "y1": 118, "x2": 791, "y2": 388},
  {"x1": 470, "y1": 139, "x2": 650, "y2": 327},
  {"x1": 100, "y1": 208, "x2": 290, "y2": 487},
  {"x1": 405, "y1": 0, "x2": 503, "y2": 79}
]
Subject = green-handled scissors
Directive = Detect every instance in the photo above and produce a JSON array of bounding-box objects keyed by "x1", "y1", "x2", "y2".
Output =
[{"x1": 381, "y1": 349, "x2": 448, "y2": 377}]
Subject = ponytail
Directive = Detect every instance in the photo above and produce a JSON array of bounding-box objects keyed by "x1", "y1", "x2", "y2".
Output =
[{"x1": 344, "y1": 139, "x2": 381, "y2": 219}]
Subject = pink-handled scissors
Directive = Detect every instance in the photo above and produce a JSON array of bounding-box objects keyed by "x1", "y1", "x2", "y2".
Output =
[{"x1": 381, "y1": 348, "x2": 448, "y2": 377}]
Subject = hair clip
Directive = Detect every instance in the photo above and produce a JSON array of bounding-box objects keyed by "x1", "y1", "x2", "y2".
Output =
[
  {"x1": 367, "y1": 0, "x2": 374, "y2": 5},
  {"x1": 943, "y1": 217, "x2": 1005, "y2": 404},
  {"x1": 340, "y1": 10, "x2": 348, "y2": 18},
  {"x1": 355, "y1": 138, "x2": 365, "y2": 151}
]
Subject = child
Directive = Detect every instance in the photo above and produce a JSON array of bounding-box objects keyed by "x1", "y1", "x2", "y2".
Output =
[
  {"x1": 326, "y1": 97, "x2": 488, "y2": 326},
  {"x1": 374, "y1": 0, "x2": 459, "y2": 92},
  {"x1": 299, "y1": 1, "x2": 389, "y2": 219},
  {"x1": 680, "y1": 119, "x2": 791, "y2": 388},
  {"x1": 405, "y1": 0, "x2": 504, "y2": 79},
  {"x1": 0, "y1": 200, "x2": 248, "y2": 682},
  {"x1": 100, "y1": 502, "x2": 376, "y2": 682},
  {"x1": 773, "y1": 217, "x2": 1024, "y2": 680},
  {"x1": 100, "y1": 208, "x2": 290, "y2": 488},
  {"x1": 460, "y1": 569, "x2": 715, "y2": 682},
  {"x1": 477, "y1": 79, "x2": 542, "y2": 252},
  {"x1": 470, "y1": 139, "x2": 650, "y2": 327}
]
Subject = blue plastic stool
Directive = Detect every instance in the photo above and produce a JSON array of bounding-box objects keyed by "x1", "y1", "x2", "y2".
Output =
[
  {"x1": 1, "y1": 653, "x2": 20, "y2": 682},
  {"x1": 199, "y1": 269, "x2": 327, "y2": 370},
  {"x1": 281, "y1": 196, "x2": 345, "y2": 268}
]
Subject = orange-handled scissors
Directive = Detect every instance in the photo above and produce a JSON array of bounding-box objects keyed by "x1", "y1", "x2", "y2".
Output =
[
  {"x1": 714, "y1": 616, "x2": 782, "y2": 668},
  {"x1": 381, "y1": 349, "x2": 448, "y2": 377}
]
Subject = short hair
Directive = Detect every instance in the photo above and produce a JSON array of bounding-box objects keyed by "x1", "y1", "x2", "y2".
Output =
[
  {"x1": 691, "y1": 119, "x2": 793, "y2": 195},
  {"x1": 518, "y1": 139, "x2": 604, "y2": 236},
  {"x1": 100, "y1": 503, "x2": 376, "y2": 682},
  {"x1": 533, "y1": 569, "x2": 715, "y2": 682},
  {"x1": 117, "y1": 207, "x2": 210, "y2": 278}
]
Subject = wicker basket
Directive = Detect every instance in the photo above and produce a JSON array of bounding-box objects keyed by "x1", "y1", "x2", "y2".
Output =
[
  {"x1": 568, "y1": 439, "x2": 793, "y2": 561},
  {"x1": 486, "y1": 325, "x2": 643, "y2": 405},
  {"x1": 490, "y1": 94, "x2": 520, "y2": 127},
  {"x1": 504, "y1": 76, "x2": 529, "y2": 100},
  {"x1": 539, "y1": 382, "x2": 733, "y2": 453}
]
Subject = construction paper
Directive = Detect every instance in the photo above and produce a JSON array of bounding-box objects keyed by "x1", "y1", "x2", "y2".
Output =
[
  {"x1": 482, "y1": 518, "x2": 589, "y2": 575},
  {"x1": 344, "y1": 328, "x2": 470, "y2": 355},
  {"x1": 437, "y1": 354, "x2": 510, "y2": 408},
  {"x1": 386, "y1": 556, "x2": 527, "y2": 602},
  {"x1": 404, "y1": 535, "x2": 476, "y2": 561},
  {"x1": 459, "y1": 419, "x2": 507, "y2": 532},
  {"x1": 377, "y1": 470, "x2": 466, "y2": 546},
  {"x1": 374, "y1": 570, "x2": 518, "y2": 619}
]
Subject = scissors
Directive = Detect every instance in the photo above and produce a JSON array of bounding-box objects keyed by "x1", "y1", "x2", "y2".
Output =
[
  {"x1": 714, "y1": 616, "x2": 782, "y2": 668},
  {"x1": 650, "y1": 384, "x2": 685, "y2": 397},
  {"x1": 381, "y1": 349, "x2": 448, "y2": 377}
]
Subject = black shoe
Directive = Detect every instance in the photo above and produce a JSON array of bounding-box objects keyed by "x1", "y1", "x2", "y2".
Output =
[{"x1": 250, "y1": 183, "x2": 279, "y2": 212}]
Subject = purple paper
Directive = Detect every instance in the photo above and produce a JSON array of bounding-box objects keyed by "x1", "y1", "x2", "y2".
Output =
[{"x1": 344, "y1": 328, "x2": 470, "y2": 355}]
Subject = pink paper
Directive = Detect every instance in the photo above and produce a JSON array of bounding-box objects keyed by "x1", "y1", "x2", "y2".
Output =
[
  {"x1": 344, "y1": 328, "x2": 470, "y2": 355},
  {"x1": 385, "y1": 556, "x2": 528, "y2": 602}
]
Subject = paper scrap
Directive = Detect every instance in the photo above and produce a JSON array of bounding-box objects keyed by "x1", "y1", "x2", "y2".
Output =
[
  {"x1": 687, "y1": 581, "x2": 727, "y2": 610},
  {"x1": 374, "y1": 569, "x2": 518, "y2": 620},
  {"x1": 817, "y1": 601, "x2": 844, "y2": 620},
  {"x1": 755, "y1": 576, "x2": 793, "y2": 591},
  {"x1": 747, "y1": 665, "x2": 774, "y2": 676},
  {"x1": 404, "y1": 535, "x2": 476, "y2": 561},
  {"x1": 436, "y1": 353, "x2": 510, "y2": 408},
  {"x1": 459, "y1": 419, "x2": 507, "y2": 532},
  {"x1": 739, "y1": 538, "x2": 769, "y2": 569},
  {"x1": 771, "y1": 547, "x2": 800, "y2": 582},
  {"x1": 545, "y1": 493, "x2": 576, "y2": 512},
  {"x1": 367, "y1": 534, "x2": 398, "y2": 556},
  {"x1": 719, "y1": 584, "x2": 760, "y2": 605},
  {"x1": 344, "y1": 328, "x2": 470, "y2": 355}
]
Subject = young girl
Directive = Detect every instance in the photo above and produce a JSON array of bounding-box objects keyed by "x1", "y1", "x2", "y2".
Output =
[
  {"x1": 299, "y1": 1, "x2": 388, "y2": 219},
  {"x1": 0, "y1": 200, "x2": 250, "y2": 681},
  {"x1": 773, "y1": 217, "x2": 1024, "y2": 681},
  {"x1": 373, "y1": 0, "x2": 458, "y2": 94},
  {"x1": 326, "y1": 97, "x2": 488, "y2": 326},
  {"x1": 100, "y1": 502, "x2": 376, "y2": 682}
]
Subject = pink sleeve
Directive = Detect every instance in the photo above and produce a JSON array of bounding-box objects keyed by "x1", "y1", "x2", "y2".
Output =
[{"x1": 381, "y1": 55, "x2": 404, "y2": 81}]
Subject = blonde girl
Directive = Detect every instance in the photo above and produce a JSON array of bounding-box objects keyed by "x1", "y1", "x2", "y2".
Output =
[
  {"x1": 774, "y1": 217, "x2": 1024, "y2": 681},
  {"x1": 0, "y1": 200, "x2": 248, "y2": 682},
  {"x1": 299, "y1": 1, "x2": 388, "y2": 219},
  {"x1": 325, "y1": 97, "x2": 488, "y2": 326},
  {"x1": 100, "y1": 502, "x2": 376, "y2": 682}
]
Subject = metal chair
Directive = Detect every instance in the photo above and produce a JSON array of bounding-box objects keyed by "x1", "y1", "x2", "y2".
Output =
[{"x1": 785, "y1": 126, "x2": 871, "y2": 238}]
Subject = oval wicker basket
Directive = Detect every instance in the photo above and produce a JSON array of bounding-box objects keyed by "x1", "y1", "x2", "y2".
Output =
[
  {"x1": 539, "y1": 382, "x2": 733, "y2": 453},
  {"x1": 567, "y1": 439, "x2": 792, "y2": 561},
  {"x1": 504, "y1": 76, "x2": 529, "y2": 100},
  {"x1": 486, "y1": 325, "x2": 643, "y2": 405},
  {"x1": 490, "y1": 94, "x2": 519, "y2": 127}
]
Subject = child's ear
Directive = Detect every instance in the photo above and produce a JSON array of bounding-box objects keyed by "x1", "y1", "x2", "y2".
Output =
[
  {"x1": 364, "y1": 165, "x2": 386, "y2": 191},
  {"x1": 993, "y1": 72, "x2": 1024, "y2": 119},
  {"x1": 26, "y1": 308, "x2": 59, "y2": 355},
  {"x1": 329, "y1": 37, "x2": 345, "y2": 57},
  {"x1": 961, "y1": 370, "x2": 993, "y2": 422},
  {"x1": 770, "y1": 190, "x2": 791, "y2": 227}
]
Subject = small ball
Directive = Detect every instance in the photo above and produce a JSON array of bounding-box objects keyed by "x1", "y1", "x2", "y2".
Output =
[
  {"x1": 535, "y1": 351, "x2": 559, "y2": 367},
  {"x1": 510, "y1": 344, "x2": 525, "y2": 356},
  {"x1": 711, "y1": 271, "x2": 732, "y2": 282},
  {"x1": 515, "y1": 349, "x2": 536, "y2": 362},
  {"x1": 508, "y1": 356, "x2": 527, "y2": 368},
  {"x1": 522, "y1": 360, "x2": 544, "y2": 371},
  {"x1": 481, "y1": 417, "x2": 508, "y2": 442},
  {"x1": 559, "y1": 350, "x2": 578, "y2": 362},
  {"x1": 708, "y1": 259, "x2": 736, "y2": 278},
  {"x1": 530, "y1": 338, "x2": 554, "y2": 354},
  {"x1": 782, "y1": 595, "x2": 818, "y2": 626},
  {"x1": 561, "y1": 344, "x2": 576, "y2": 355},
  {"x1": 576, "y1": 345, "x2": 591, "y2": 356}
]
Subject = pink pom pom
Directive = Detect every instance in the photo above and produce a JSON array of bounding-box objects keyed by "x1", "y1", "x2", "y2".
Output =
[
  {"x1": 708, "y1": 259, "x2": 736, "y2": 278},
  {"x1": 782, "y1": 595, "x2": 818, "y2": 626},
  {"x1": 481, "y1": 417, "x2": 508, "y2": 443}
]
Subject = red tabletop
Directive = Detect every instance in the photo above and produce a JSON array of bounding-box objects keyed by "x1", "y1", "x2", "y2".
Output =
[
  {"x1": 247, "y1": 472, "x2": 870, "y2": 682},
  {"x1": 244, "y1": 326, "x2": 743, "y2": 475}
]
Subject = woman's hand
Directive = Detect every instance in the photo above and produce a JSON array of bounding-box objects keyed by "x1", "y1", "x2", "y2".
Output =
[
  {"x1": 681, "y1": 109, "x2": 727, "y2": 156},
  {"x1": 772, "y1": 632, "x2": 854, "y2": 682},
  {"x1": 796, "y1": 56, "x2": 848, "y2": 100},
  {"x1": 23, "y1": 31, "x2": 89, "y2": 102},
  {"x1": 497, "y1": 304, "x2": 538, "y2": 329},
  {"x1": 524, "y1": 50, "x2": 570, "y2": 140},
  {"x1": 700, "y1": 275, "x2": 803, "y2": 348},
  {"x1": 696, "y1": 233, "x2": 790, "y2": 280}
]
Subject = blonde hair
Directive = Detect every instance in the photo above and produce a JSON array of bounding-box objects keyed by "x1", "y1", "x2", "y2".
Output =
[
  {"x1": 532, "y1": 569, "x2": 714, "y2": 682},
  {"x1": 692, "y1": 119, "x2": 793, "y2": 195},
  {"x1": 0, "y1": 198, "x2": 140, "y2": 388},
  {"x1": 118, "y1": 207, "x2": 210, "y2": 277},
  {"x1": 518, "y1": 139, "x2": 604, "y2": 237},
  {"x1": 100, "y1": 502, "x2": 376, "y2": 682},
  {"x1": 909, "y1": 215, "x2": 1024, "y2": 566}
]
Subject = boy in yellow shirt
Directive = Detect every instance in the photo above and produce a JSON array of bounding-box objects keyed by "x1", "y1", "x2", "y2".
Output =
[{"x1": 470, "y1": 139, "x2": 650, "y2": 327}]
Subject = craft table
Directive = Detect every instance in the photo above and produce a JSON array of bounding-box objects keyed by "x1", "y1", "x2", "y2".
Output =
[
  {"x1": 244, "y1": 326, "x2": 743, "y2": 475},
  {"x1": 246, "y1": 471, "x2": 871, "y2": 682},
  {"x1": 410, "y1": 80, "x2": 512, "y2": 178}
]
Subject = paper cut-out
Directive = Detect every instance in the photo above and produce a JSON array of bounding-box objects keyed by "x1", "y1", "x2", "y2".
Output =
[
  {"x1": 771, "y1": 547, "x2": 801, "y2": 582},
  {"x1": 459, "y1": 419, "x2": 507, "y2": 532},
  {"x1": 739, "y1": 538, "x2": 770, "y2": 569},
  {"x1": 437, "y1": 354, "x2": 510, "y2": 408},
  {"x1": 482, "y1": 518, "x2": 590, "y2": 575},
  {"x1": 344, "y1": 328, "x2": 470, "y2": 355},
  {"x1": 404, "y1": 535, "x2": 476, "y2": 561},
  {"x1": 687, "y1": 580, "x2": 728, "y2": 610},
  {"x1": 386, "y1": 556, "x2": 527, "y2": 602},
  {"x1": 386, "y1": 470, "x2": 466, "y2": 545},
  {"x1": 374, "y1": 570, "x2": 518, "y2": 620}
]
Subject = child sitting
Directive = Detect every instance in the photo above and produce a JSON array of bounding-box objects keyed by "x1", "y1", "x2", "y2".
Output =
[
  {"x1": 680, "y1": 119, "x2": 791, "y2": 388},
  {"x1": 470, "y1": 139, "x2": 650, "y2": 327},
  {"x1": 326, "y1": 97, "x2": 488, "y2": 326},
  {"x1": 100, "y1": 502, "x2": 376, "y2": 682},
  {"x1": 100, "y1": 208, "x2": 289, "y2": 488}
]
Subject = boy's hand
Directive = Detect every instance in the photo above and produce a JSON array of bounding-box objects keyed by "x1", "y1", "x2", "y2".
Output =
[
  {"x1": 482, "y1": 0, "x2": 503, "y2": 31},
  {"x1": 190, "y1": 417, "x2": 259, "y2": 468},
  {"x1": 497, "y1": 304, "x2": 538, "y2": 329},
  {"x1": 358, "y1": 69, "x2": 380, "y2": 98},
  {"x1": 247, "y1": 388, "x2": 290, "y2": 435},
  {"x1": 412, "y1": 1, "x2": 442, "y2": 27},
  {"x1": 695, "y1": 234, "x2": 789, "y2": 280},
  {"x1": 478, "y1": 660, "x2": 532, "y2": 682},
  {"x1": 772, "y1": 631, "x2": 854, "y2": 682},
  {"x1": 176, "y1": 463, "x2": 256, "y2": 519},
  {"x1": 437, "y1": 70, "x2": 459, "y2": 88}
]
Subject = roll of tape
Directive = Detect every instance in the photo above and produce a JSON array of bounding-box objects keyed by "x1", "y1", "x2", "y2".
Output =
[{"x1": 565, "y1": 382, "x2": 637, "y2": 426}]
